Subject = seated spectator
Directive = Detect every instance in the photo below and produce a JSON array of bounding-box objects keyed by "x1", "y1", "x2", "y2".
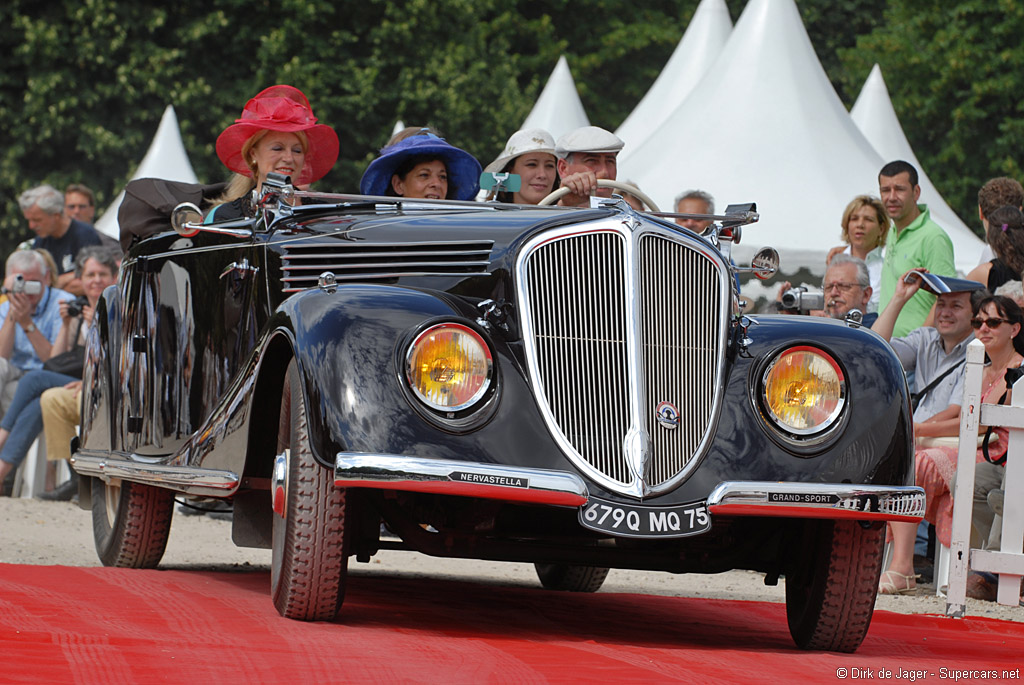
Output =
[
  {"x1": 360, "y1": 132, "x2": 482, "y2": 201},
  {"x1": 63, "y1": 183, "x2": 97, "y2": 225},
  {"x1": 0, "y1": 250, "x2": 74, "y2": 411},
  {"x1": 18, "y1": 184, "x2": 103, "y2": 295},
  {"x1": 775, "y1": 255, "x2": 875, "y2": 324},
  {"x1": 620, "y1": 180, "x2": 648, "y2": 212},
  {"x1": 876, "y1": 287, "x2": 1022, "y2": 595},
  {"x1": 554, "y1": 126, "x2": 624, "y2": 207},
  {"x1": 966, "y1": 178, "x2": 1024, "y2": 289},
  {"x1": 994, "y1": 280, "x2": 1024, "y2": 308},
  {"x1": 826, "y1": 195, "x2": 889, "y2": 312},
  {"x1": 484, "y1": 128, "x2": 557, "y2": 204},
  {"x1": 673, "y1": 190, "x2": 715, "y2": 233},
  {"x1": 38, "y1": 381, "x2": 82, "y2": 500},
  {"x1": 0, "y1": 247, "x2": 117, "y2": 491}
]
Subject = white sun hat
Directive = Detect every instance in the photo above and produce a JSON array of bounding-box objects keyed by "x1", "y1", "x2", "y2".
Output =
[{"x1": 484, "y1": 128, "x2": 557, "y2": 174}]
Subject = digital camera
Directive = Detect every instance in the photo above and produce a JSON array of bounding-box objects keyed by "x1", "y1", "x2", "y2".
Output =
[
  {"x1": 66, "y1": 295, "x2": 90, "y2": 318},
  {"x1": 2, "y1": 274, "x2": 43, "y2": 296},
  {"x1": 779, "y1": 286, "x2": 825, "y2": 313}
]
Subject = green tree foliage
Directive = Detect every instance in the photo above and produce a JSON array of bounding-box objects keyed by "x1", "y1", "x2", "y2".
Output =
[
  {"x1": 838, "y1": 0, "x2": 1024, "y2": 234},
  {"x1": 0, "y1": 0, "x2": 699, "y2": 257},
  {"x1": 0, "y1": 0, "x2": 1016, "y2": 258}
]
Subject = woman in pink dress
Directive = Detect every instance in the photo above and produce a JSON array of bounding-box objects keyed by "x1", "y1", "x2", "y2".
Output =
[{"x1": 879, "y1": 294, "x2": 1024, "y2": 594}]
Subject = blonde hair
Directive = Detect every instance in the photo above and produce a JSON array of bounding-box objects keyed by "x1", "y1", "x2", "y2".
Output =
[
  {"x1": 215, "y1": 129, "x2": 310, "y2": 204},
  {"x1": 840, "y1": 195, "x2": 890, "y2": 248}
]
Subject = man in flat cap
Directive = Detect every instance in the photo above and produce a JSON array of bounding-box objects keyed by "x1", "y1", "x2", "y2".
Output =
[{"x1": 555, "y1": 126, "x2": 624, "y2": 207}]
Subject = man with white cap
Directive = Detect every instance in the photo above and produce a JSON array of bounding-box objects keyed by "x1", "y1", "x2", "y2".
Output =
[{"x1": 555, "y1": 126, "x2": 624, "y2": 207}]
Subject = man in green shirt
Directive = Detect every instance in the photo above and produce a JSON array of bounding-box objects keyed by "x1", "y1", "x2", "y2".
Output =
[{"x1": 877, "y1": 160, "x2": 956, "y2": 337}]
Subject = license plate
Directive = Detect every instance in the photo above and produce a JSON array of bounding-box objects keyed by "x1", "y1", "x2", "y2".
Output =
[{"x1": 578, "y1": 497, "x2": 711, "y2": 538}]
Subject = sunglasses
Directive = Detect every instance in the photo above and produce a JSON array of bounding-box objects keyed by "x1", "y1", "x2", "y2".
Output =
[{"x1": 970, "y1": 317, "x2": 1008, "y2": 329}]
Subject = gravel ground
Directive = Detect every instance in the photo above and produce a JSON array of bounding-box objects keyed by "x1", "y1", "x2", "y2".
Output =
[{"x1": 1, "y1": 496, "x2": 1021, "y2": 623}]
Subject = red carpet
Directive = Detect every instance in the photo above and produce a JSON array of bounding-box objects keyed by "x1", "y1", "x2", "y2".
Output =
[{"x1": 2, "y1": 563, "x2": 1022, "y2": 683}]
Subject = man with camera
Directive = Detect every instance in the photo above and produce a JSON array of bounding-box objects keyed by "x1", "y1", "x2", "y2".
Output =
[
  {"x1": 0, "y1": 250, "x2": 75, "y2": 414},
  {"x1": 777, "y1": 254, "x2": 877, "y2": 325}
]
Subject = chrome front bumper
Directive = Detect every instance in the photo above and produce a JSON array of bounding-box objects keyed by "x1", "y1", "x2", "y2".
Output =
[
  {"x1": 706, "y1": 481, "x2": 925, "y2": 523},
  {"x1": 335, "y1": 454, "x2": 926, "y2": 524}
]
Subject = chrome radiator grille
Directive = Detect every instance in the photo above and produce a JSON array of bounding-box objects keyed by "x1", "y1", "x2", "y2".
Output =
[
  {"x1": 638, "y1": 234, "x2": 722, "y2": 486},
  {"x1": 518, "y1": 224, "x2": 727, "y2": 497}
]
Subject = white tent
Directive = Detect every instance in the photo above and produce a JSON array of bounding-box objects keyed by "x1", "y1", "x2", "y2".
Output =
[
  {"x1": 615, "y1": 0, "x2": 732, "y2": 152},
  {"x1": 94, "y1": 105, "x2": 199, "y2": 238},
  {"x1": 521, "y1": 56, "x2": 589, "y2": 142},
  {"x1": 620, "y1": 0, "x2": 978, "y2": 275},
  {"x1": 851, "y1": 64, "x2": 984, "y2": 269}
]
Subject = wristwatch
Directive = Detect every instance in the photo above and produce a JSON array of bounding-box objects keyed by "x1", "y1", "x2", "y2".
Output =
[{"x1": 23, "y1": 323, "x2": 35, "y2": 333}]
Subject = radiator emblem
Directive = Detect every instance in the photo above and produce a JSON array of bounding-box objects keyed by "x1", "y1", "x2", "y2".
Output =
[{"x1": 655, "y1": 401, "x2": 680, "y2": 429}]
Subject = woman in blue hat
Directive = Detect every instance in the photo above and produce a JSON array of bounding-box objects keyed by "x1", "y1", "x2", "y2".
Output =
[{"x1": 360, "y1": 131, "x2": 482, "y2": 201}]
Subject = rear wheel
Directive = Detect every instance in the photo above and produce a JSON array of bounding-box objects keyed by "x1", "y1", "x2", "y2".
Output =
[
  {"x1": 534, "y1": 563, "x2": 610, "y2": 592},
  {"x1": 91, "y1": 477, "x2": 174, "y2": 568},
  {"x1": 785, "y1": 520, "x2": 884, "y2": 652},
  {"x1": 271, "y1": 361, "x2": 348, "y2": 621}
]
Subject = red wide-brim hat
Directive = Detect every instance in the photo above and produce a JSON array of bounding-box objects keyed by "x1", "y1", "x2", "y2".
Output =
[{"x1": 215, "y1": 85, "x2": 339, "y2": 186}]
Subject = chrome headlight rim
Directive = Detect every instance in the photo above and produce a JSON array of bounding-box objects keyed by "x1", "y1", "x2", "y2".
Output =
[
  {"x1": 402, "y1": 319, "x2": 496, "y2": 419},
  {"x1": 754, "y1": 344, "x2": 848, "y2": 449}
]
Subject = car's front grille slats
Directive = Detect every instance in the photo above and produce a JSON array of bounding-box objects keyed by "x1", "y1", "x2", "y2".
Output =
[
  {"x1": 280, "y1": 241, "x2": 493, "y2": 291},
  {"x1": 519, "y1": 223, "x2": 727, "y2": 497},
  {"x1": 639, "y1": 235, "x2": 721, "y2": 486},
  {"x1": 528, "y1": 232, "x2": 631, "y2": 484}
]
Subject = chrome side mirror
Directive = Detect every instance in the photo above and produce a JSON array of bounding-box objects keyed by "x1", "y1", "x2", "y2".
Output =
[
  {"x1": 749, "y1": 246, "x2": 780, "y2": 280},
  {"x1": 171, "y1": 202, "x2": 202, "y2": 237}
]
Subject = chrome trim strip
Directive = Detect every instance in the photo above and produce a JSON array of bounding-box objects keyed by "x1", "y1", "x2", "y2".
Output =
[
  {"x1": 72, "y1": 451, "x2": 239, "y2": 491},
  {"x1": 707, "y1": 481, "x2": 926, "y2": 522},
  {"x1": 334, "y1": 453, "x2": 589, "y2": 507}
]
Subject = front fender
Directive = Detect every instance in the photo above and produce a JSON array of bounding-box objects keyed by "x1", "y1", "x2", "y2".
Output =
[{"x1": 283, "y1": 284, "x2": 470, "y2": 467}]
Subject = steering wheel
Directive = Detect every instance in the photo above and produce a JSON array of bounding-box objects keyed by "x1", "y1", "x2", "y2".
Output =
[{"x1": 538, "y1": 179, "x2": 661, "y2": 212}]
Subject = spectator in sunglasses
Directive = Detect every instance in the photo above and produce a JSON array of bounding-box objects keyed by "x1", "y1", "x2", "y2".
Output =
[{"x1": 876, "y1": 285, "x2": 1023, "y2": 595}]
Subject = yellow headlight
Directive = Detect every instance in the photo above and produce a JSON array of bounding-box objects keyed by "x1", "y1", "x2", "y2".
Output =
[
  {"x1": 406, "y1": 323, "x2": 493, "y2": 412},
  {"x1": 762, "y1": 346, "x2": 845, "y2": 435}
]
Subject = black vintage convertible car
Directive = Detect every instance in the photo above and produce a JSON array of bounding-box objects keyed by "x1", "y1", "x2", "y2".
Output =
[{"x1": 72, "y1": 175, "x2": 924, "y2": 652}]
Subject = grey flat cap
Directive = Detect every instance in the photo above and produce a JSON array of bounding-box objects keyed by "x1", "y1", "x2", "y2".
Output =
[{"x1": 555, "y1": 126, "x2": 624, "y2": 158}]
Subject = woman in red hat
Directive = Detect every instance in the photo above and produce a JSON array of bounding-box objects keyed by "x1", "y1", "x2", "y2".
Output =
[{"x1": 208, "y1": 85, "x2": 339, "y2": 221}]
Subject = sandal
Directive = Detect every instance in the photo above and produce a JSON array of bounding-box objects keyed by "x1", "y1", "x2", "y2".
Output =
[{"x1": 878, "y1": 569, "x2": 917, "y2": 595}]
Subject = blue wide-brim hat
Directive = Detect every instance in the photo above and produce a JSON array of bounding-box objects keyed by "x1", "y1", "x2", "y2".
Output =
[{"x1": 360, "y1": 133, "x2": 482, "y2": 201}]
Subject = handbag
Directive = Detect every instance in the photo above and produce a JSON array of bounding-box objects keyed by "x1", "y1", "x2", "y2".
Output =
[
  {"x1": 981, "y1": 366, "x2": 1024, "y2": 466},
  {"x1": 43, "y1": 346, "x2": 85, "y2": 378},
  {"x1": 43, "y1": 318, "x2": 86, "y2": 379}
]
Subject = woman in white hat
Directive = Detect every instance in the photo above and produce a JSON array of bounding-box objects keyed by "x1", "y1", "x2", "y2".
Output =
[{"x1": 485, "y1": 128, "x2": 558, "y2": 204}]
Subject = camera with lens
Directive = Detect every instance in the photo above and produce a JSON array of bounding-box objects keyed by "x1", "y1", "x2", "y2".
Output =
[
  {"x1": 65, "y1": 296, "x2": 90, "y2": 318},
  {"x1": 778, "y1": 286, "x2": 825, "y2": 314},
  {"x1": 1, "y1": 274, "x2": 43, "y2": 296}
]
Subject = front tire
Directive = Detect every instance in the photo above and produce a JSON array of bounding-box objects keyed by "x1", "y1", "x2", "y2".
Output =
[
  {"x1": 91, "y1": 477, "x2": 174, "y2": 568},
  {"x1": 534, "y1": 563, "x2": 610, "y2": 592},
  {"x1": 271, "y1": 361, "x2": 348, "y2": 621},
  {"x1": 785, "y1": 520, "x2": 884, "y2": 652}
]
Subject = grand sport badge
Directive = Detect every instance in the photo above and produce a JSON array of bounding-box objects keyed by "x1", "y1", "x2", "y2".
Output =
[{"x1": 655, "y1": 401, "x2": 679, "y2": 429}]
